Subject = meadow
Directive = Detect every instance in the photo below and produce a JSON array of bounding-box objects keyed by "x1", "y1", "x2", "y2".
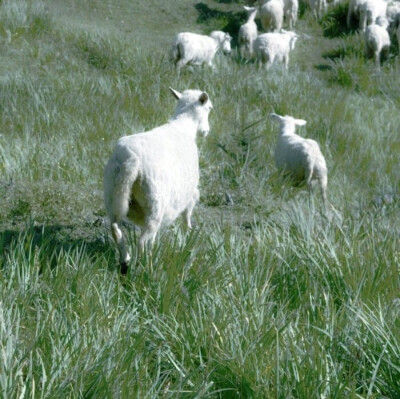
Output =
[{"x1": 0, "y1": 0, "x2": 399, "y2": 397}]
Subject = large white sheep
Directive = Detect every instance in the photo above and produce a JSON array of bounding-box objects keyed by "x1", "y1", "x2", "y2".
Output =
[
  {"x1": 283, "y1": 0, "x2": 299, "y2": 29},
  {"x1": 271, "y1": 113, "x2": 328, "y2": 207},
  {"x1": 347, "y1": 0, "x2": 367, "y2": 29},
  {"x1": 104, "y1": 88, "x2": 213, "y2": 273},
  {"x1": 254, "y1": 30, "x2": 298, "y2": 69},
  {"x1": 171, "y1": 31, "x2": 232, "y2": 71},
  {"x1": 259, "y1": 0, "x2": 285, "y2": 32},
  {"x1": 238, "y1": 6, "x2": 258, "y2": 58},
  {"x1": 360, "y1": 0, "x2": 388, "y2": 32},
  {"x1": 364, "y1": 16, "x2": 391, "y2": 68}
]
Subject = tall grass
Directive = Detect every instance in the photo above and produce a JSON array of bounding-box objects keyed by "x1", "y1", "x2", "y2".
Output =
[{"x1": 0, "y1": 0, "x2": 399, "y2": 397}]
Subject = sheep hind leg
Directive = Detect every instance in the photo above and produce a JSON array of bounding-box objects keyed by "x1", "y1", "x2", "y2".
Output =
[
  {"x1": 182, "y1": 191, "x2": 198, "y2": 232},
  {"x1": 111, "y1": 222, "x2": 131, "y2": 274},
  {"x1": 306, "y1": 168, "x2": 315, "y2": 211},
  {"x1": 319, "y1": 174, "x2": 328, "y2": 212},
  {"x1": 138, "y1": 220, "x2": 161, "y2": 270}
]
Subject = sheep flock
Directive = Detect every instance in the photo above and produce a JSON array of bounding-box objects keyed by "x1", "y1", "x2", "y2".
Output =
[{"x1": 105, "y1": 0, "x2": 400, "y2": 272}]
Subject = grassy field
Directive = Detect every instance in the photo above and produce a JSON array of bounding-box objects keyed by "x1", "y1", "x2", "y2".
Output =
[{"x1": 0, "y1": 0, "x2": 399, "y2": 397}]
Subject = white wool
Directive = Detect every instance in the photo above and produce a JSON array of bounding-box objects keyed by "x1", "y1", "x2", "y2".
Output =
[
  {"x1": 259, "y1": 0, "x2": 285, "y2": 32},
  {"x1": 238, "y1": 6, "x2": 258, "y2": 58},
  {"x1": 364, "y1": 17, "x2": 391, "y2": 68},
  {"x1": 104, "y1": 88, "x2": 213, "y2": 269},
  {"x1": 283, "y1": 0, "x2": 299, "y2": 29},
  {"x1": 254, "y1": 30, "x2": 298, "y2": 69},
  {"x1": 171, "y1": 31, "x2": 232, "y2": 71},
  {"x1": 360, "y1": 0, "x2": 387, "y2": 31},
  {"x1": 271, "y1": 113, "x2": 328, "y2": 207}
]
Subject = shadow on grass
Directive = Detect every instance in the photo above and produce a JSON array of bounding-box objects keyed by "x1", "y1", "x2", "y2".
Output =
[
  {"x1": 0, "y1": 222, "x2": 115, "y2": 272},
  {"x1": 320, "y1": 3, "x2": 356, "y2": 38},
  {"x1": 194, "y1": 2, "x2": 248, "y2": 44}
]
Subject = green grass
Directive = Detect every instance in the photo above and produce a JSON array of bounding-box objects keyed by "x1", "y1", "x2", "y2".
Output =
[{"x1": 0, "y1": 0, "x2": 399, "y2": 397}]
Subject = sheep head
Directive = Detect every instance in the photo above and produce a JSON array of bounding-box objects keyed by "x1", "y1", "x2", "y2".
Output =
[
  {"x1": 170, "y1": 88, "x2": 213, "y2": 137},
  {"x1": 271, "y1": 113, "x2": 306, "y2": 133}
]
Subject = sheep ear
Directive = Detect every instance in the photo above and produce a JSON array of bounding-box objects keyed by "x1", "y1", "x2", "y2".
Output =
[
  {"x1": 199, "y1": 92, "x2": 208, "y2": 105},
  {"x1": 295, "y1": 119, "x2": 307, "y2": 126},
  {"x1": 271, "y1": 113, "x2": 282, "y2": 121},
  {"x1": 169, "y1": 87, "x2": 181, "y2": 100}
]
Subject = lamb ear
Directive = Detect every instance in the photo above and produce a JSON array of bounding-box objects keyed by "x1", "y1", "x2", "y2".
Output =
[
  {"x1": 295, "y1": 119, "x2": 307, "y2": 126},
  {"x1": 199, "y1": 92, "x2": 208, "y2": 105},
  {"x1": 169, "y1": 87, "x2": 182, "y2": 100}
]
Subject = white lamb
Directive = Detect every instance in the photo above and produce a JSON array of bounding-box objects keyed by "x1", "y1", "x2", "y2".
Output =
[
  {"x1": 364, "y1": 16, "x2": 391, "y2": 68},
  {"x1": 347, "y1": 0, "x2": 367, "y2": 29},
  {"x1": 238, "y1": 6, "x2": 258, "y2": 58},
  {"x1": 254, "y1": 30, "x2": 298, "y2": 69},
  {"x1": 259, "y1": 0, "x2": 285, "y2": 32},
  {"x1": 360, "y1": 0, "x2": 388, "y2": 32},
  {"x1": 283, "y1": 0, "x2": 299, "y2": 29},
  {"x1": 171, "y1": 31, "x2": 232, "y2": 71},
  {"x1": 104, "y1": 88, "x2": 213, "y2": 273},
  {"x1": 271, "y1": 113, "x2": 328, "y2": 207}
]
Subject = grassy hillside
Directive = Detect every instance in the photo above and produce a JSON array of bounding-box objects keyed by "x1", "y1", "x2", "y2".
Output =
[{"x1": 0, "y1": 0, "x2": 399, "y2": 397}]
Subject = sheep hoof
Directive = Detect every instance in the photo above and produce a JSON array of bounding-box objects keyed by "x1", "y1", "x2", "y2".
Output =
[{"x1": 120, "y1": 262, "x2": 129, "y2": 275}]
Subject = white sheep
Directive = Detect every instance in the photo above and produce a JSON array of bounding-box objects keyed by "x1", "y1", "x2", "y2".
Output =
[
  {"x1": 104, "y1": 88, "x2": 213, "y2": 273},
  {"x1": 347, "y1": 0, "x2": 367, "y2": 29},
  {"x1": 283, "y1": 0, "x2": 299, "y2": 29},
  {"x1": 171, "y1": 31, "x2": 232, "y2": 71},
  {"x1": 360, "y1": 0, "x2": 388, "y2": 32},
  {"x1": 305, "y1": 0, "x2": 327, "y2": 19},
  {"x1": 271, "y1": 113, "x2": 328, "y2": 207},
  {"x1": 254, "y1": 30, "x2": 298, "y2": 69},
  {"x1": 238, "y1": 6, "x2": 258, "y2": 58},
  {"x1": 386, "y1": 1, "x2": 400, "y2": 24},
  {"x1": 259, "y1": 0, "x2": 285, "y2": 32},
  {"x1": 364, "y1": 16, "x2": 391, "y2": 68}
]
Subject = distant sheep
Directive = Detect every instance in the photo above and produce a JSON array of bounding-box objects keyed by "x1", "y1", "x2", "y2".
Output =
[
  {"x1": 305, "y1": 0, "x2": 327, "y2": 19},
  {"x1": 259, "y1": 0, "x2": 285, "y2": 32},
  {"x1": 171, "y1": 31, "x2": 232, "y2": 71},
  {"x1": 364, "y1": 17, "x2": 391, "y2": 68},
  {"x1": 271, "y1": 113, "x2": 328, "y2": 207},
  {"x1": 283, "y1": 0, "x2": 299, "y2": 29},
  {"x1": 104, "y1": 88, "x2": 213, "y2": 273},
  {"x1": 254, "y1": 30, "x2": 298, "y2": 69},
  {"x1": 238, "y1": 6, "x2": 258, "y2": 58},
  {"x1": 360, "y1": 0, "x2": 387, "y2": 32},
  {"x1": 386, "y1": 1, "x2": 400, "y2": 25}
]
